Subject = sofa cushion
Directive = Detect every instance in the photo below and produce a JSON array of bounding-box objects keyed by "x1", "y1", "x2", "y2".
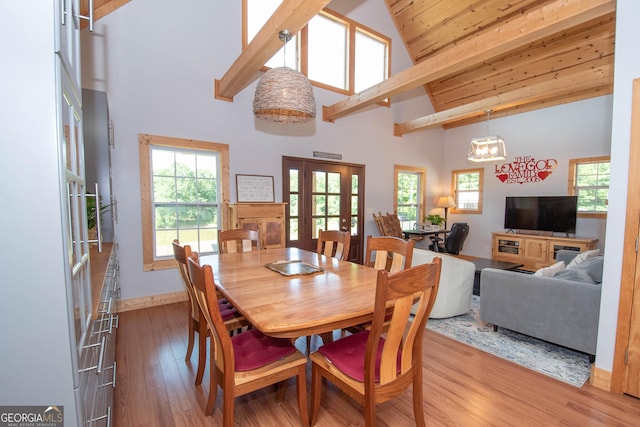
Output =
[
  {"x1": 553, "y1": 266, "x2": 598, "y2": 284},
  {"x1": 566, "y1": 249, "x2": 600, "y2": 268},
  {"x1": 534, "y1": 261, "x2": 565, "y2": 277},
  {"x1": 568, "y1": 255, "x2": 604, "y2": 283}
]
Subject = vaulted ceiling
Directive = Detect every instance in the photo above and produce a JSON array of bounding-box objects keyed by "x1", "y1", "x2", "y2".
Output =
[
  {"x1": 386, "y1": 0, "x2": 615, "y2": 133},
  {"x1": 88, "y1": 0, "x2": 616, "y2": 135}
]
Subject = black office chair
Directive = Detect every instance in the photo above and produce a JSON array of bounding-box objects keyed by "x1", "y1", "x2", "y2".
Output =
[{"x1": 429, "y1": 222, "x2": 469, "y2": 255}]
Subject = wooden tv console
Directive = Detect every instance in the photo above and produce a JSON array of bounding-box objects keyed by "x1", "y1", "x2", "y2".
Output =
[{"x1": 491, "y1": 232, "x2": 598, "y2": 271}]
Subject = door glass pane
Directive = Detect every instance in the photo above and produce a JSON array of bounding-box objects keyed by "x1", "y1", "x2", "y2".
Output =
[
  {"x1": 327, "y1": 172, "x2": 341, "y2": 193},
  {"x1": 352, "y1": 174, "x2": 358, "y2": 193},
  {"x1": 351, "y1": 195, "x2": 358, "y2": 215},
  {"x1": 313, "y1": 195, "x2": 326, "y2": 215},
  {"x1": 289, "y1": 169, "x2": 298, "y2": 192},
  {"x1": 327, "y1": 217, "x2": 340, "y2": 231},
  {"x1": 290, "y1": 218, "x2": 298, "y2": 240},
  {"x1": 313, "y1": 171, "x2": 326, "y2": 192},
  {"x1": 327, "y1": 195, "x2": 340, "y2": 215},
  {"x1": 313, "y1": 218, "x2": 326, "y2": 238},
  {"x1": 289, "y1": 168, "x2": 299, "y2": 241}
]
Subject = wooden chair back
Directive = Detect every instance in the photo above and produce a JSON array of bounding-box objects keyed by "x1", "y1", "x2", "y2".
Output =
[
  {"x1": 172, "y1": 239, "x2": 199, "y2": 322},
  {"x1": 218, "y1": 229, "x2": 260, "y2": 253},
  {"x1": 372, "y1": 212, "x2": 385, "y2": 236},
  {"x1": 309, "y1": 259, "x2": 442, "y2": 426},
  {"x1": 316, "y1": 229, "x2": 351, "y2": 261},
  {"x1": 366, "y1": 260, "x2": 441, "y2": 420},
  {"x1": 373, "y1": 212, "x2": 404, "y2": 238},
  {"x1": 187, "y1": 252, "x2": 232, "y2": 369},
  {"x1": 365, "y1": 235, "x2": 414, "y2": 273},
  {"x1": 187, "y1": 254, "x2": 309, "y2": 425},
  {"x1": 173, "y1": 239, "x2": 204, "y2": 366}
]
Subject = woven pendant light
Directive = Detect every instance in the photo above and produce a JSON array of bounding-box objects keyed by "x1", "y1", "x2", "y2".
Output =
[{"x1": 253, "y1": 30, "x2": 316, "y2": 124}]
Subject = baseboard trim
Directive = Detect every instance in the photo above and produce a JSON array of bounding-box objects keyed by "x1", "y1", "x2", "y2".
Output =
[
  {"x1": 590, "y1": 365, "x2": 612, "y2": 391},
  {"x1": 117, "y1": 290, "x2": 188, "y2": 313}
]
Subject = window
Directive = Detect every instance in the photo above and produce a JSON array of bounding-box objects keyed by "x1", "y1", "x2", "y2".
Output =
[
  {"x1": 394, "y1": 165, "x2": 426, "y2": 230},
  {"x1": 244, "y1": 1, "x2": 390, "y2": 97},
  {"x1": 139, "y1": 134, "x2": 230, "y2": 271},
  {"x1": 452, "y1": 168, "x2": 484, "y2": 214},
  {"x1": 568, "y1": 156, "x2": 610, "y2": 218},
  {"x1": 307, "y1": 12, "x2": 348, "y2": 91}
]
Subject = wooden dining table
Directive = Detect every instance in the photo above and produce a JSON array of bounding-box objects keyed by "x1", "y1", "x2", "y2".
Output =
[{"x1": 199, "y1": 247, "x2": 380, "y2": 339}]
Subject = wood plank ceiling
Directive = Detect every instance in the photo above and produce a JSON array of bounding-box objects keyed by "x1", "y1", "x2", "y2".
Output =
[
  {"x1": 85, "y1": 0, "x2": 615, "y2": 135},
  {"x1": 386, "y1": 0, "x2": 615, "y2": 133}
]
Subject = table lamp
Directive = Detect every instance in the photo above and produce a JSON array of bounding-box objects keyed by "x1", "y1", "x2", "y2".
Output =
[{"x1": 436, "y1": 196, "x2": 456, "y2": 230}]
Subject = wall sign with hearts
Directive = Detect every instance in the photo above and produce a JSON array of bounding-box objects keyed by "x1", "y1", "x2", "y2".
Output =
[{"x1": 494, "y1": 156, "x2": 558, "y2": 184}]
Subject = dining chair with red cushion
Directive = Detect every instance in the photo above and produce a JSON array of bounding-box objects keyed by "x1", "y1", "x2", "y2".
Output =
[
  {"x1": 187, "y1": 254, "x2": 309, "y2": 426},
  {"x1": 172, "y1": 240, "x2": 247, "y2": 387},
  {"x1": 304, "y1": 229, "x2": 353, "y2": 353},
  {"x1": 309, "y1": 259, "x2": 442, "y2": 427},
  {"x1": 345, "y1": 235, "x2": 415, "y2": 335}
]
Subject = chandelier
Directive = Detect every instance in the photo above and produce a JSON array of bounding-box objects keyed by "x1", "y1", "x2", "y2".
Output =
[{"x1": 467, "y1": 110, "x2": 507, "y2": 162}]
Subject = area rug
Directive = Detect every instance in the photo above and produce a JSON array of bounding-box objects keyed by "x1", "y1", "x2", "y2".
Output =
[{"x1": 426, "y1": 296, "x2": 592, "y2": 387}]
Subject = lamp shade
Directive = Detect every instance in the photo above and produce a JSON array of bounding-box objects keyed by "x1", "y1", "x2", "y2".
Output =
[
  {"x1": 436, "y1": 196, "x2": 456, "y2": 209},
  {"x1": 467, "y1": 135, "x2": 507, "y2": 162},
  {"x1": 253, "y1": 66, "x2": 316, "y2": 124}
]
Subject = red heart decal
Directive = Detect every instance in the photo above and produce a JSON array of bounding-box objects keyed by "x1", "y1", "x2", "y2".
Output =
[
  {"x1": 538, "y1": 171, "x2": 551, "y2": 180},
  {"x1": 497, "y1": 174, "x2": 508, "y2": 182}
]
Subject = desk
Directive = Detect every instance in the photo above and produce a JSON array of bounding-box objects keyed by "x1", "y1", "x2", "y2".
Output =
[
  {"x1": 402, "y1": 230, "x2": 449, "y2": 250},
  {"x1": 199, "y1": 248, "x2": 379, "y2": 339}
]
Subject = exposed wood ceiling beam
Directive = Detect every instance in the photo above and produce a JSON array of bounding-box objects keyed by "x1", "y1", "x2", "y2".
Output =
[
  {"x1": 394, "y1": 64, "x2": 614, "y2": 136},
  {"x1": 323, "y1": 0, "x2": 615, "y2": 123},
  {"x1": 214, "y1": 0, "x2": 330, "y2": 102}
]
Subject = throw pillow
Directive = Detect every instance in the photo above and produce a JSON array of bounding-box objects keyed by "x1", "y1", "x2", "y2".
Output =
[
  {"x1": 534, "y1": 260, "x2": 565, "y2": 277},
  {"x1": 566, "y1": 249, "x2": 601, "y2": 269}
]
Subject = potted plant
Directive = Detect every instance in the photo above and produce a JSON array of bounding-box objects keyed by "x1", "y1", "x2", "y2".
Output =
[
  {"x1": 426, "y1": 214, "x2": 445, "y2": 229},
  {"x1": 86, "y1": 195, "x2": 111, "y2": 241}
]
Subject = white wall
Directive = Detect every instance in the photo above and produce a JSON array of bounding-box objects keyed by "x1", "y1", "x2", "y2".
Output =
[
  {"x1": 443, "y1": 96, "x2": 612, "y2": 258},
  {"x1": 81, "y1": 0, "x2": 444, "y2": 300},
  {"x1": 596, "y1": 0, "x2": 640, "y2": 373}
]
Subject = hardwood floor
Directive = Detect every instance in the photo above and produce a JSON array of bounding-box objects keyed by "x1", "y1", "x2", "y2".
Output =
[{"x1": 114, "y1": 302, "x2": 640, "y2": 426}]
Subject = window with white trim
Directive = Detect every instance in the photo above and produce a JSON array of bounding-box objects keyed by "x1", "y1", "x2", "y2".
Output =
[{"x1": 568, "y1": 156, "x2": 610, "y2": 218}]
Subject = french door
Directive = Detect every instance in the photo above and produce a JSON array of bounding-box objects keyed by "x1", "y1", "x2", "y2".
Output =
[{"x1": 283, "y1": 157, "x2": 365, "y2": 264}]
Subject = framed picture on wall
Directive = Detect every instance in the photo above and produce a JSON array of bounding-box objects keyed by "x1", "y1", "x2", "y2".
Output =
[{"x1": 236, "y1": 174, "x2": 275, "y2": 203}]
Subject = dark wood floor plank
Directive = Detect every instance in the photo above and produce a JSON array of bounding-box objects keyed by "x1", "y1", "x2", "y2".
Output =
[{"x1": 114, "y1": 302, "x2": 640, "y2": 426}]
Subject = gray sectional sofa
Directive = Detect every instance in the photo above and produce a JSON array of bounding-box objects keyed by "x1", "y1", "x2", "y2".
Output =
[{"x1": 479, "y1": 250, "x2": 602, "y2": 356}]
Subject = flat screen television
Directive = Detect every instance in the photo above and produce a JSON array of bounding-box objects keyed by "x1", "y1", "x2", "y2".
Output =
[{"x1": 504, "y1": 196, "x2": 578, "y2": 234}]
